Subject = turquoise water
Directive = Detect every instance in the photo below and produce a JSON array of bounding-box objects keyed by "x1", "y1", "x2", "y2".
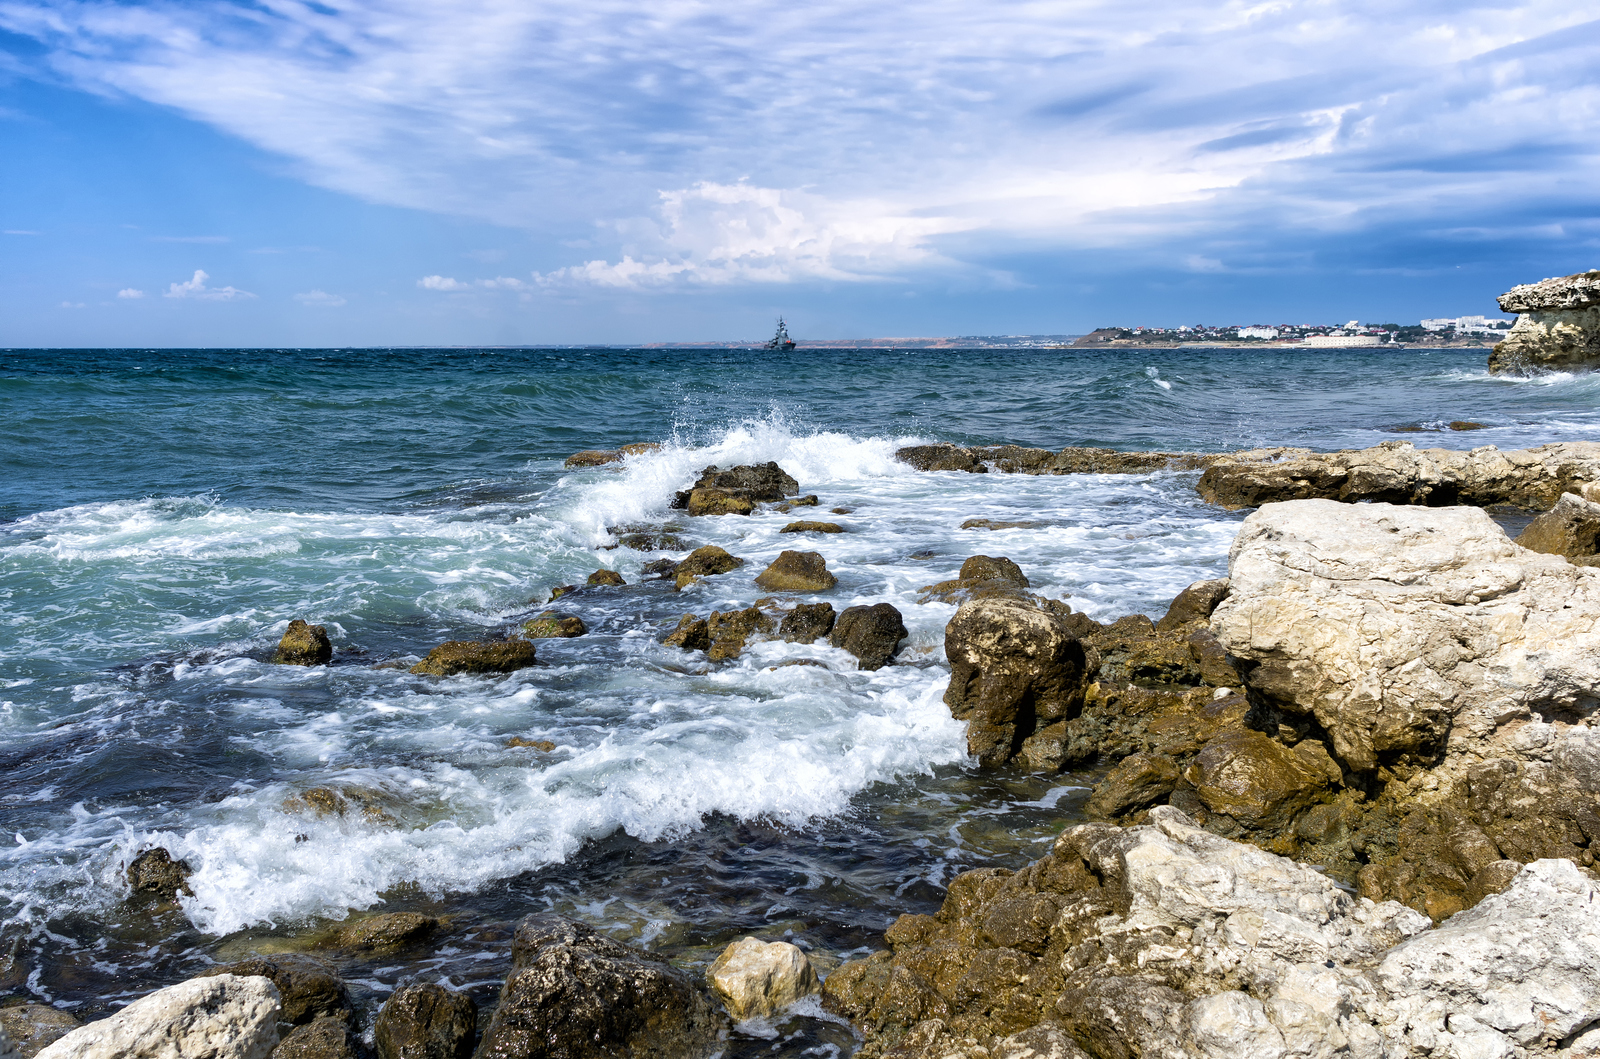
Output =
[{"x1": 1, "y1": 344, "x2": 1594, "y2": 1048}]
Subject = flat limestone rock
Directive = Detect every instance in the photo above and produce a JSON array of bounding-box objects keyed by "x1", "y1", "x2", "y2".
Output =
[{"x1": 36, "y1": 974, "x2": 281, "y2": 1059}]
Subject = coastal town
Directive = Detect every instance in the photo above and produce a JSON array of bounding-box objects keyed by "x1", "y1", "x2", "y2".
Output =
[{"x1": 1070, "y1": 314, "x2": 1515, "y2": 348}]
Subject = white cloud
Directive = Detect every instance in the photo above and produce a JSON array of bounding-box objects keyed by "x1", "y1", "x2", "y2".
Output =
[
  {"x1": 117, "y1": 288, "x2": 144, "y2": 299},
  {"x1": 164, "y1": 269, "x2": 256, "y2": 301},
  {"x1": 5, "y1": 229, "x2": 40, "y2": 236},
  {"x1": 152, "y1": 235, "x2": 229, "y2": 244},
  {"x1": 58, "y1": 301, "x2": 84, "y2": 308},
  {"x1": 294, "y1": 289, "x2": 346, "y2": 306},
  {"x1": 418, "y1": 275, "x2": 470, "y2": 291}
]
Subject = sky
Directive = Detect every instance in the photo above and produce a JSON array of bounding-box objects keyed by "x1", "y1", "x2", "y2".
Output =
[{"x1": 1, "y1": 0, "x2": 1598, "y2": 346}]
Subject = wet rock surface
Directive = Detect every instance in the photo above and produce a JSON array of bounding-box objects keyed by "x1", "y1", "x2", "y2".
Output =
[
  {"x1": 272, "y1": 1016, "x2": 356, "y2": 1059},
  {"x1": 676, "y1": 462, "x2": 800, "y2": 516},
  {"x1": 200, "y1": 955, "x2": 350, "y2": 1027},
  {"x1": 753, "y1": 550, "x2": 838, "y2": 592},
  {"x1": 126, "y1": 848, "x2": 193, "y2": 902},
  {"x1": 409, "y1": 640, "x2": 538, "y2": 677},
  {"x1": 36, "y1": 974, "x2": 281, "y2": 1059},
  {"x1": 0, "y1": 1004, "x2": 79, "y2": 1058},
  {"x1": 830, "y1": 604, "x2": 907, "y2": 671},
  {"x1": 705, "y1": 605, "x2": 776, "y2": 661},
  {"x1": 330, "y1": 912, "x2": 439, "y2": 952},
  {"x1": 585, "y1": 569, "x2": 626, "y2": 587},
  {"x1": 475, "y1": 915, "x2": 723, "y2": 1059},
  {"x1": 707, "y1": 937, "x2": 819, "y2": 1022},
  {"x1": 273, "y1": 620, "x2": 332, "y2": 666},
  {"x1": 779, "y1": 602, "x2": 836, "y2": 643},
  {"x1": 779, "y1": 520, "x2": 843, "y2": 534},
  {"x1": 895, "y1": 443, "x2": 1216, "y2": 476},
  {"x1": 672, "y1": 545, "x2": 745, "y2": 590},
  {"x1": 919, "y1": 554, "x2": 1035, "y2": 605},
  {"x1": 1489, "y1": 269, "x2": 1600, "y2": 375},
  {"x1": 373, "y1": 982, "x2": 475, "y2": 1059},
  {"x1": 660, "y1": 613, "x2": 711, "y2": 651},
  {"x1": 517, "y1": 612, "x2": 587, "y2": 639}
]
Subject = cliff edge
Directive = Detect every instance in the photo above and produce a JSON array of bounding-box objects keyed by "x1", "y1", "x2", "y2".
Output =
[{"x1": 1489, "y1": 269, "x2": 1600, "y2": 374}]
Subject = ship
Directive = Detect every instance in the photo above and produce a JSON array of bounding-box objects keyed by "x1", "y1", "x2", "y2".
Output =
[{"x1": 763, "y1": 317, "x2": 797, "y2": 351}]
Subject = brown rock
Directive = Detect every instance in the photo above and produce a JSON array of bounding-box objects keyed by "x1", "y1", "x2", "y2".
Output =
[
  {"x1": 505, "y1": 737, "x2": 556, "y2": 751},
  {"x1": 202, "y1": 954, "x2": 352, "y2": 1026},
  {"x1": 274, "y1": 1015, "x2": 357, "y2": 1059},
  {"x1": 547, "y1": 585, "x2": 579, "y2": 601},
  {"x1": 1154, "y1": 578, "x2": 1229, "y2": 632},
  {"x1": 960, "y1": 518, "x2": 1046, "y2": 530},
  {"x1": 691, "y1": 462, "x2": 799, "y2": 500},
  {"x1": 333, "y1": 911, "x2": 440, "y2": 951},
  {"x1": 1085, "y1": 752, "x2": 1181, "y2": 817},
  {"x1": 126, "y1": 847, "x2": 193, "y2": 901},
  {"x1": 476, "y1": 915, "x2": 723, "y2": 1059},
  {"x1": 410, "y1": 640, "x2": 537, "y2": 677},
  {"x1": 672, "y1": 545, "x2": 744, "y2": 590},
  {"x1": 274, "y1": 619, "x2": 333, "y2": 666},
  {"x1": 564, "y1": 449, "x2": 623, "y2": 468},
  {"x1": 374, "y1": 983, "x2": 476, "y2": 1059},
  {"x1": 919, "y1": 555, "x2": 1033, "y2": 605},
  {"x1": 895, "y1": 443, "x2": 985, "y2": 473},
  {"x1": 754, "y1": 550, "x2": 837, "y2": 592},
  {"x1": 779, "y1": 521, "x2": 844, "y2": 534},
  {"x1": 685, "y1": 488, "x2": 755, "y2": 516},
  {"x1": 959, "y1": 555, "x2": 1027, "y2": 586},
  {"x1": 1515, "y1": 491, "x2": 1600, "y2": 560},
  {"x1": 586, "y1": 569, "x2": 626, "y2": 586},
  {"x1": 706, "y1": 606, "x2": 776, "y2": 661},
  {"x1": 779, "y1": 602, "x2": 836, "y2": 643},
  {"x1": 1184, "y1": 729, "x2": 1334, "y2": 830},
  {"x1": 660, "y1": 614, "x2": 711, "y2": 651},
  {"x1": 1450, "y1": 421, "x2": 1488, "y2": 431},
  {"x1": 0, "y1": 1002, "x2": 80, "y2": 1057},
  {"x1": 518, "y1": 612, "x2": 587, "y2": 639},
  {"x1": 831, "y1": 603, "x2": 908, "y2": 672}
]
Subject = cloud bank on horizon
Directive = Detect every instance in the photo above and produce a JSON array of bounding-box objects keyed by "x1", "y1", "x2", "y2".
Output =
[{"x1": 2, "y1": 0, "x2": 1598, "y2": 339}]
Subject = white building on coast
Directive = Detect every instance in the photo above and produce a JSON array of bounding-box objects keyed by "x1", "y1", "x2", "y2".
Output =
[{"x1": 1302, "y1": 334, "x2": 1382, "y2": 347}]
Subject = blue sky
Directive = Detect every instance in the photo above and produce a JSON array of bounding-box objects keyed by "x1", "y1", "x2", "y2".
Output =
[{"x1": 2, "y1": 0, "x2": 1598, "y2": 345}]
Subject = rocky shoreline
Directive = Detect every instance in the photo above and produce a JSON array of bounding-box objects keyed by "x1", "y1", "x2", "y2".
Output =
[{"x1": 14, "y1": 437, "x2": 1600, "y2": 1059}]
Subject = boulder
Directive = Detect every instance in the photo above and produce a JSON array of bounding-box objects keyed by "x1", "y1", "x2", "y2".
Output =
[
  {"x1": 474, "y1": 915, "x2": 723, "y2": 1059},
  {"x1": 707, "y1": 938, "x2": 819, "y2": 1022},
  {"x1": 410, "y1": 640, "x2": 538, "y2": 677},
  {"x1": 1489, "y1": 269, "x2": 1600, "y2": 374},
  {"x1": 660, "y1": 614, "x2": 711, "y2": 651},
  {"x1": 517, "y1": 612, "x2": 587, "y2": 639},
  {"x1": 919, "y1": 554, "x2": 1033, "y2": 605},
  {"x1": 126, "y1": 847, "x2": 192, "y2": 901},
  {"x1": 1515, "y1": 490, "x2": 1600, "y2": 563},
  {"x1": 684, "y1": 489, "x2": 755, "y2": 516},
  {"x1": 1196, "y1": 440, "x2": 1600, "y2": 511},
  {"x1": 831, "y1": 604, "x2": 907, "y2": 672},
  {"x1": 272, "y1": 1017, "x2": 355, "y2": 1059},
  {"x1": 1155, "y1": 578, "x2": 1229, "y2": 632},
  {"x1": 691, "y1": 462, "x2": 799, "y2": 500},
  {"x1": 505, "y1": 737, "x2": 555, "y2": 751},
  {"x1": 895, "y1": 443, "x2": 985, "y2": 473},
  {"x1": 1083, "y1": 751, "x2": 1180, "y2": 817},
  {"x1": 330, "y1": 912, "x2": 439, "y2": 951},
  {"x1": 0, "y1": 1004, "x2": 79, "y2": 1058},
  {"x1": 779, "y1": 602, "x2": 836, "y2": 643},
  {"x1": 273, "y1": 620, "x2": 332, "y2": 666},
  {"x1": 36, "y1": 974, "x2": 281, "y2": 1059},
  {"x1": 779, "y1": 521, "x2": 843, "y2": 534},
  {"x1": 942, "y1": 599, "x2": 1088, "y2": 767},
  {"x1": 1184, "y1": 728, "x2": 1336, "y2": 830},
  {"x1": 672, "y1": 545, "x2": 744, "y2": 590},
  {"x1": 373, "y1": 983, "x2": 476, "y2": 1059},
  {"x1": 753, "y1": 551, "x2": 837, "y2": 592},
  {"x1": 586, "y1": 569, "x2": 626, "y2": 587},
  {"x1": 200, "y1": 955, "x2": 351, "y2": 1027},
  {"x1": 705, "y1": 606, "x2": 776, "y2": 661},
  {"x1": 563, "y1": 449, "x2": 622, "y2": 468}
]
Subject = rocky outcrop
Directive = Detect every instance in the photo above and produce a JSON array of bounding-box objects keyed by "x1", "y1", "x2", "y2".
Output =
[
  {"x1": 831, "y1": 604, "x2": 908, "y2": 671},
  {"x1": 674, "y1": 462, "x2": 799, "y2": 516},
  {"x1": 1489, "y1": 269, "x2": 1600, "y2": 375},
  {"x1": 705, "y1": 606, "x2": 776, "y2": 661},
  {"x1": 825, "y1": 805, "x2": 1600, "y2": 1059},
  {"x1": 1197, "y1": 440, "x2": 1600, "y2": 511},
  {"x1": 0, "y1": 1004, "x2": 79, "y2": 1058},
  {"x1": 942, "y1": 599, "x2": 1089, "y2": 767},
  {"x1": 660, "y1": 614, "x2": 711, "y2": 651},
  {"x1": 919, "y1": 555, "x2": 1035, "y2": 605},
  {"x1": 779, "y1": 602, "x2": 836, "y2": 643},
  {"x1": 273, "y1": 620, "x2": 332, "y2": 666},
  {"x1": 475, "y1": 915, "x2": 723, "y2": 1059},
  {"x1": 779, "y1": 521, "x2": 843, "y2": 534},
  {"x1": 36, "y1": 974, "x2": 281, "y2": 1059},
  {"x1": 563, "y1": 443, "x2": 660, "y2": 468},
  {"x1": 200, "y1": 955, "x2": 351, "y2": 1027},
  {"x1": 753, "y1": 550, "x2": 837, "y2": 592},
  {"x1": 707, "y1": 937, "x2": 820, "y2": 1022},
  {"x1": 374, "y1": 983, "x2": 476, "y2": 1059},
  {"x1": 330, "y1": 912, "x2": 439, "y2": 951},
  {"x1": 272, "y1": 1017, "x2": 355, "y2": 1059},
  {"x1": 409, "y1": 640, "x2": 538, "y2": 677},
  {"x1": 586, "y1": 569, "x2": 626, "y2": 586},
  {"x1": 126, "y1": 848, "x2": 192, "y2": 901},
  {"x1": 896, "y1": 443, "x2": 1216, "y2": 476},
  {"x1": 1516, "y1": 490, "x2": 1600, "y2": 563},
  {"x1": 672, "y1": 545, "x2": 745, "y2": 590},
  {"x1": 517, "y1": 612, "x2": 587, "y2": 638}
]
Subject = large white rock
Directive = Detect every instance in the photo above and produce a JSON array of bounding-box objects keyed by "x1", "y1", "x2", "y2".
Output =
[
  {"x1": 36, "y1": 974, "x2": 280, "y2": 1059},
  {"x1": 707, "y1": 936, "x2": 819, "y2": 1021},
  {"x1": 1211, "y1": 499, "x2": 1600, "y2": 773}
]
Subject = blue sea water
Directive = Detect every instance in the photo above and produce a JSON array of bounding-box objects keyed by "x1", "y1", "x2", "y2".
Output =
[{"x1": 1, "y1": 344, "x2": 1595, "y2": 1047}]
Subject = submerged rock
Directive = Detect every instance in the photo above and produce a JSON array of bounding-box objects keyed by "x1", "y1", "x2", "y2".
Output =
[
  {"x1": 779, "y1": 520, "x2": 843, "y2": 534},
  {"x1": 273, "y1": 620, "x2": 332, "y2": 666},
  {"x1": 0, "y1": 1004, "x2": 79, "y2": 1058},
  {"x1": 563, "y1": 443, "x2": 659, "y2": 468},
  {"x1": 409, "y1": 640, "x2": 538, "y2": 677},
  {"x1": 1515, "y1": 489, "x2": 1600, "y2": 563},
  {"x1": 36, "y1": 974, "x2": 281, "y2": 1059},
  {"x1": 517, "y1": 612, "x2": 587, "y2": 639},
  {"x1": 475, "y1": 915, "x2": 723, "y2": 1059},
  {"x1": 374, "y1": 983, "x2": 476, "y2": 1059},
  {"x1": 1489, "y1": 269, "x2": 1600, "y2": 374},
  {"x1": 779, "y1": 602, "x2": 836, "y2": 643},
  {"x1": 831, "y1": 603, "x2": 907, "y2": 671},
  {"x1": 672, "y1": 545, "x2": 745, "y2": 590},
  {"x1": 919, "y1": 554, "x2": 1033, "y2": 605},
  {"x1": 126, "y1": 847, "x2": 192, "y2": 901},
  {"x1": 707, "y1": 937, "x2": 819, "y2": 1022},
  {"x1": 895, "y1": 443, "x2": 1216, "y2": 476},
  {"x1": 754, "y1": 550, "x2": 837, "y2": 592},
  {"x1": 586, "y1": 569, "x2": 626, "y2": 586},
  {"x1": 331, "y1": 912, "x2": 439, "y2": 951},
  {"x1": 505, "y1": 736, "x2": 555, "y2": 751}
]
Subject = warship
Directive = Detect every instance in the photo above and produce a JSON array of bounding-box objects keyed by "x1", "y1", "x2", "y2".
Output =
[{"x1": 763, "y1": 317, "x2": 797, "y2": 351}]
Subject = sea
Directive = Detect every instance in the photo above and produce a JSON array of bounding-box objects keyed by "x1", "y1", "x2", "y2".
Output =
[{"x1": 2, "y1": 345, "x2": 1596, "y2": 1053}]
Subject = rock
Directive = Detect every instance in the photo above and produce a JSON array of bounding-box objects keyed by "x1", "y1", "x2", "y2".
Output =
[
  {"x1": 684, "y1": 489, "x2": 755, "y2": 516},
  {"x1": 505, "y1": 737, "x2": 555, "y2": 751},
  {"x1": 1196, "y1": 439, "x2": 1600, "y2": 511},
  {"x1": 373, "y1": 983, "x2": 475, "y2": 1059},
  {"x1": 895, "y1": 443, "x2": 1217, "y2": 476},
  {"x1": 517, "y1": 612, "x2": 587, "y2": 639},
  {"x1": 707, "y1": 937, "x2": 819, "y2": 1022},
  {"x1": 1489, "y1": 269, "x2": 1600, "y2": 374},
  {"x1": 1450, "y1": 420, "x2": 1488, "y2": 431},
  {"x1": 640, "y1": 558, "x2": 679, "y2": 579},
  {"x1": 1083, "y1": 751, "x2": 1181, "y2": 817},
  {"x1": 831, "y1": 507, "x2": 853, "y2": 515},
  {"x1": 894, "y1": 443, "x2": 985, "y2": 473},
  {"x1": 272, "y1": 1017, "x2": 355, "y2": 1059},
  {"x1": 1184, "y1": 728, "x2": 1335, "y2": 830},
  {"x1": 831, "y1": 604, "x2": 907, "y2": 672},
  {"x1": 706, "y1": 606, "x2": 776, "y2": 661},
  {"x1": 273, "y1": 620, "x2": 332, "y2": 666},
  {"x1": 126, "y1": 847, "x2": 192, "y2": 901},
  {"x1": 546, "y1": 585, "x2": 578, "y2": 602},
  {"x1": 660, "y1": 614, "x2": 711, "y2": 651},
  {"x1": 672, "y1": 545, "x2": 744, "y2": 590},
  {"x1": 280, "y1": 787, "x2": 396, "y2": 826},
  {"x1": 0, "y1": 1004, "x2": 79, "y2": 1058},
  {"x1": 586, "y1": 569, "x2": 626, "y2": 586},
  {"x1": 775, "y1": 495, "x2": 820, "y2": 512},
  {"x1": 564, "y1": 449, "x2": 622, "y2": 467},
  {"x1": 960, "y1": 518, "x2": 1046, "y2": 530},
  {"x1": 1155, "y1": 578, "x2": 1229, "y2": 632},
  {"x1": 1515, "y1": 490, "x2": 1600, "y2": 562},
  {"x1": 475, "y1": 915, "x2": 723, "y2": 1059},
  {"x1": 779, "y1": 521, "x2": 843, "y2": 534},
  {"x1": 779, "y1": 602, "x2": 836, "y2": 643},
  {"x1": 754, "y1": 551, "x2": 837, "y2": 592},
  {"x1": 942, "y1": 599, "x2": 1088, "y2": 767},
  {"x1": 36, "y1": 974, "x2": 281, "y2": 1059},
  {"x1": 920, "y1": 554, "x2": 1034, "y2": 605},
  {"x1": 332, "y1": 912, "x2": 439, "y2": 951},
  {"x1": 1211, "y1": 499, "x2": 1600, "y2": 774},
  {"x1": 201, "y1": 955, "x2": 351, "y2": 1027},
  {"x1": 691, "y1": 462, "x2": 799, "y2": 500},
  {"x1": 409, "y1": 640, "x2": 538, "y2": 677}
]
